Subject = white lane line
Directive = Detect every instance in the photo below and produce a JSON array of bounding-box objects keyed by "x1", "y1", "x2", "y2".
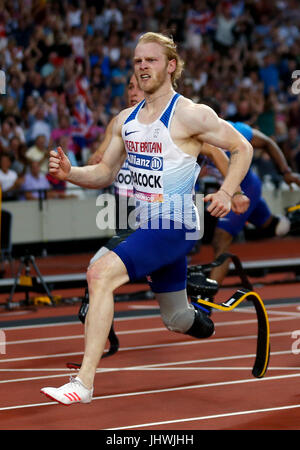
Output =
[
  {"x1": 0, "y1": 330, "x2": 294, "y2": 365},
  {"x1": 3, "y1": 314, "x2": 299, "y2": 347},
  {"x1": 0, "y1": 314, "x2": 162, "y2": 331},
  {"x1": 4, "y1": 327, "x2": 167, "y2": 346},
  {"x1": 96, "y1": 366, "x2": 300, "y2": 372},
  {"x1": 1, "y1": 372, "x2": 300, "y2": 412},
  {"x1": 1, "y1": 299, "x2": 299, "y2": 331},
  {"x1": 0, "y1": 348, "x2": 294, "y2": 382},
  {"x1": 264, "y1": 310, "x2": 300, "y2": 317},
  {"x1": 105, "y1": 403, "x2": 300, "y2": 430},
  {"x1": 5, "y1": 335, "x2": 84, "y2": 345},
  {"x1": 0, "y1": 330, "x2": 293, "y2": 365},
  {"x1": 1, "y1": 365, "x2": 300, "y2": 373},
  {"x1": 0, "y1": 368, "x2": 74, "y2": 372},
  {"x1": 0, "y1": 351, "x2": 84, "y2": 364}
]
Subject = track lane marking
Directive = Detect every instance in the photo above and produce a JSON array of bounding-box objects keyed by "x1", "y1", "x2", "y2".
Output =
[
  {"x1": 0, "y1": 330, "x2": 294, "y2": 364},
  {"x1": 1, "y1": 365, "x2": 300, "y2": 372},
  {"x1": 0, "y1": 348, "x2": 295, "y2": 383},
  {"x1": 105, "y1": 403, "x2": 300, "y2": 430},
  {"x1": 1, "y1": 300, "x2": 299, "y2": 331},
  {"x1": 1, "y1": 372, "x2": 300, "y2": 412}
]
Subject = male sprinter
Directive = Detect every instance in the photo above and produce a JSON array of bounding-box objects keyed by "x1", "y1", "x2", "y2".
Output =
[
  {"x1": 77, "y1": 76, "x2": 249, "y2": 356},
  {"x1": 41, "y1": 32, "x2": 252, "y2": 405},
  {"x1": 83, "y1": 76, "x2": 249, "y2": 326}
]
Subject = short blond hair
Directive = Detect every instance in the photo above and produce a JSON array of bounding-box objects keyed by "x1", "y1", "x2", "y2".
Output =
[{"x1": 137, "y1": 32, "x2": 184, "y2": 88}]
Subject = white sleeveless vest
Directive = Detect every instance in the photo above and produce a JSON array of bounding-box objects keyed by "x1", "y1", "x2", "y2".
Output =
[
  {"x1": 113, "y1": 158, "x2": 133, "y2": 197},
  {"x1": 121, "y1": 93, "x2": 200, "y2": 229}
]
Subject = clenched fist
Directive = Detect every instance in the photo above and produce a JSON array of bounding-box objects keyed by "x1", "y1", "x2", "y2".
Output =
[
  {"x1": 204, "y1": 189, "x2": 231, "y2": 218},
  {"x1": 48, "y1": 146, "x2": 71, "y2": 180}
]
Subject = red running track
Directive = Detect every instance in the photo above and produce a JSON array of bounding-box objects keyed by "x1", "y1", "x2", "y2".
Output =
[
  {"x1": 0, "y1": 286, "x2": 300, "y2": 429},
  {"x1": 0, "y1": 237, "x2": 299, "y2": 430}
]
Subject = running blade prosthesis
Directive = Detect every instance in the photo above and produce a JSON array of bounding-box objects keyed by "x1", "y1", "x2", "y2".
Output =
[
  {"x1": 286, "y1": 203, "x2": 300, "y2": 235},
  {"x1": 188, "y1": 253, "x2": 270, "y2": 379},
  {"x1": 193, "y1": 288, "x2": 270, "y2": 378}
]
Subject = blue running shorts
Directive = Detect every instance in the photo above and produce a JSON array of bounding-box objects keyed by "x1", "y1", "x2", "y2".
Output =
[{"x1": 112, "y1": 220, "x2": 198, "y2": 293}]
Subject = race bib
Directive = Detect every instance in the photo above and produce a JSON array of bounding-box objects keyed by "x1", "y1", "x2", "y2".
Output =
[
  {"x1": 114, "y1": 159, "x2": 133, "y2": 197},
  {"x1": 127, "y1": 151, "x2": 164, "y2": 202}
]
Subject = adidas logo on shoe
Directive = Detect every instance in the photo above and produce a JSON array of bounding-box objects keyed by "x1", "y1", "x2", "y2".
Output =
[{"x1": 41, "y1": 376, "x2": 93, "y2": 405}]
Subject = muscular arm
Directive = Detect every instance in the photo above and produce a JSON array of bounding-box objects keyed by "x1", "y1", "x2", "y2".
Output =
[
  {"x1": 49, "y1": 114, "x2": 126, "y2": 189},
  {"x1": 251, "y1": 129, "x2": 300, "y2": 187},
  {"x1": 184, "y1": 103, "x2": 253, "y2": 196},
  {"x1": 202, "y1": 143, "x2": 250, "y2": 214},
  {"x1": 68, "y1": 142, "x2": 126, "y2": 189},
  {"x1": 201, "y1": 142, "x2": 230, "y2": 178}
]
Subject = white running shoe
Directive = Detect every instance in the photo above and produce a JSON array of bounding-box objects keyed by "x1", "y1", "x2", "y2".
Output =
[{"x1": 41, "y1": 376, "x2": 93, "y2": 405}]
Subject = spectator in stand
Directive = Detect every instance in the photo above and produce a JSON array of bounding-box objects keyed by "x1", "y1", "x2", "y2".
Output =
[
  {"x1": 8, "y1": 136, "x2": 28, "y2": 176},
  {"x1": 110, "y1": 57, "x2": 129, "y2": 99},
  {"x1": 92, "y1": 103, "x2": 110, "y2": 128},
  {"x1": 27, "y1": 103, "x2": 54, "y2": 145},
  {"x1": 21, "y1": 160, "x2": 51, "y2": 200},
  {"x1": 67, "y1": 93, "x2": 96, "y2": 159},
  {"x1": 103, "y1": 32, "x2": 122, "y2": 64},
  {"x1": 25, "y1": 134, "x2": 49, "y2": 174},
  {"x1": 26, "y1": 71, "x2": 48, "y2": 100},
  {"x1": 6, "y1": 73, "x2": 25, "y2": 109},
  {"x1": 185, "y1": 0, "x2": 215, "y2": 51},
  {"x1": 256, "y1": 93, "x2": 276, "y2": 138},
  {"x1": 50, "y1": 114, "x2": 73, "y2": 147},
  {"x1": 229, "y1": 96, "x2": 259, "y2": 125},
  {"x1": 259, "y1": 53, "x2": 280, "y2": 96},
  {"x1": 21, "y1": 95, "x2": 38, "y2": 125},
  {"x1": 66, "y1": 0, "x2": 83, "y2": 29},
  {"x1": 4, "y1": 114, "x2": 26, "y2": 144},
  {"x1": 103, "y1": 0, "x2": 123, "y2": 37},
  {"x1": 0, "y1": 96, "x2": 20, "y2": 121},
  {"x1": 69, "y1": 26, "x2": 86, "y2": 62},
  {"x1": 21, "y1": 160, "x2": 72, "y2": 200},
  {"x1": 0, "y1": 153, "x2": 24, "y2": 200},
  {"x1": 288, "y1": 99, "x2": 300, "y2": 130},
  {"x1": 0, "y1": 119, "x2": 14, "y2": 152},
  {"x1": 10, "y1": 136, "x2": 28, "y2": 176},
  {"x1": 214, "y1": 2, "x2": 237, "y2": 54}
]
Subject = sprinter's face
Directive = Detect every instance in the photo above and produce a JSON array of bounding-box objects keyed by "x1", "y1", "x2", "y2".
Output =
[{"x1": 133, "y1": 42, "x2": 174, "y2": 94}]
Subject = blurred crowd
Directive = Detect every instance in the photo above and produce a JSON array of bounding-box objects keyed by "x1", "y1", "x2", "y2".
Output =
[{"x1": 0, "y1": 0, "x2": 300, "y2": 201}]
